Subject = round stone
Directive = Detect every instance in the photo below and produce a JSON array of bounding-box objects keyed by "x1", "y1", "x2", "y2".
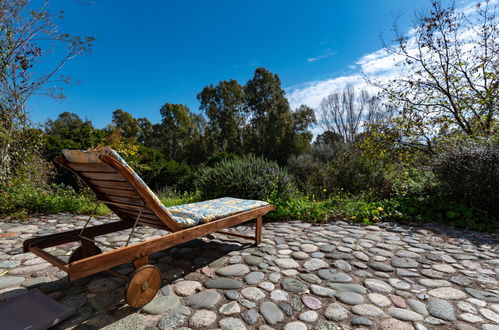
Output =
[
  {"x1": 301, "y1": 244, "x2": 318, "y2": 253},
  {"x1": 174, "y1": 280, "x2": 202, "y2": 296},
  {"x1": 459, "y1": 313, "x2": 484, "y2": 323},
  {"x1": 259, "y1": 281, "x2": 275, "y2": 291},
  {"x1": 270, "y1": 289, "x2": 288, "y2": 301},
  {"x1": 364, "y1": 279, "x2": 393, "y2": 293},
  {"x1": 388, "y1": 278, "x2": 411, "y2": 290},
  {"x1": 298, "y1": 310, "x2": 318, "y2": 322},
  {"x1": 432, "y1": 264, "x2": 456, "y2": 273},
  {"x1": 219, "y1": 317, "x2": 247, "y2": 330},
  {"x1": 219, "y1": 301, "x2": 241, "y2": 315},
  {"x1": 391, "y1": 258, "x2": 419, "y2": 268},
  {"x1": 428, "y1": 287, "x2": 467, "y2": 299},
  {"x1": 335, "y1": 291, "x2": 364, "y2": 305},
  {"x1": 241, "y1": 287, "x2": 266, "y2": 301},
  {"x1": 368, "y1": 261, "x2": 394, "y2": 272},
  {"x1": 241, "y1": 309, "x2": 259, "y2": 325},
  {"x1": 325, "y1": 302, "x2": 349, "y2": 321},
  {"x1": 380, "y1": 318, "x2": 415, "y2": 330},
  {"x1": 225, "y1": 290, "x2": 239, "y2": 300},
  {"x1": 480, "y1": 308, "x2": 499, "y2": 323},
  {"x1": 407, "y1": 299, "x2": 428, "y2": 316},
  {"x1": 205, "y1": 277, "x2": 244, "y2": 290},
  {"x1": 298, "y1": 273, "x2": 321, "y2": 284},
  {"x1": 301, "y1": 295, "x2": 322, "y2": 309},
  {"x1": 282, "y1": 278, "x2": 307, "y2": 292},
  {"x1": 259, "y1": 301, "x2": 285, "y2": 325},
  {"x1": 418, "y1": 279, "x2": 452, "y2": 287},
  {"x1": 427, "y1": 298, "x2": 456, "y2": 321},
  {"x1": 310, "y1": 284, "x2": 336, "y2": 297},
  {"x1": 368, "y1": 293, "x2": 391, "y2": 307},
  {"x1": 275, "y1": 258, "x2": 300, "y2": 269},
  {"x1": 285, "y1": 321, "x2": 308, "y2": 330},
  {"x1": 189, "y1": 310, "x2": 217, "y2": 328},
  {"x1": 244, "y1": 255, "x2": 263, "y2": 266},
  {"x1": 388, "y1": 307, "x2": 424, "y2": 321},
  {"x1": 351, "y1": 317, "x2": 374, "y2": 326},
  {"x1": 186, "y1": 290, "x2": 222, "y2": 309},
  {"x1": 244, "y1": 272, "x2": 265, "y2": 285},
  {"x1": 142, "y1": 296, "x2": 180, "y2": 315},
  {"x1": 303, "y1": 258, "x2": 329, "y2": 271},
  {"x1": 317, "y1": 269, "x2": 352, "y2": 282},
  {"x1": 352, "y1": 251, "x2": 369, "y2": 261},
  {"x1": 292, "y1": 252, "x2": 309, "y2": 260},
  {"x1": 216, "y1": 264, "x2": 250, "y2": 277},
  {"x1": 352, "y1": 304, "x2": 386, "y2": 317}
]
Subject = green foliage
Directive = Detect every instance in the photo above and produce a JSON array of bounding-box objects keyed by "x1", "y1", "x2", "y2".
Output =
[
  {"x1": 0, "y1": 181, "x2": 109, "y2": 218},
  {"x1": 153, "y1": 160, "x2": 196, "y2": 192},
  {"x1": 196, "y1": 156, "x2": 295, "y2": 201},
  {"x1": 267, "y1": 196, "x2": 332, "y2": 223},
  {"x1": 112, "y1": 109, "x2": 140, "y2": 140},
  {"x1": 432, "y1": 137, "x2": 498, "y2": 217},
  {"x1": 156, "y1": 189, "x2": 201, "y2": 207}
]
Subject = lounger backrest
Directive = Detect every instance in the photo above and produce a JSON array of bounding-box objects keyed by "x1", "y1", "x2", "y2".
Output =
[{"x1": 55, "y1": 147, "x2": 182, "y2": 232}]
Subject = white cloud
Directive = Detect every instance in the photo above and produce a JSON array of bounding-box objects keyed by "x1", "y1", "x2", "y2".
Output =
[
  {"x1": 287, "y1": 0, "x2": 492, "y2": 111},
  {"x1": 307, "y1": 49, "x2": 336, "y2": 63}
]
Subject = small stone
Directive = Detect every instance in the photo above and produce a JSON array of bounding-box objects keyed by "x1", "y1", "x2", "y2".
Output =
[
  {"x1": 391, "y1": 258, "x2": 419, "y2": 268},
  {"x1": 418, "y1": 279, "x2": 452, "y2": 287},
  {"x1": 379, "y1": 318, "x2": 415, "y2": 330},
  {"x1": 282, "y1": 278, "x2": 307, "y2": 292},
  {"x1": 241, "y1": 287, "x2": 266, "y2": 301},
  {"x1": 303, "y1": 258, "x2": 329, "y2": 270},
  {"x1": 353, "y1": 251, "x2": 369, "y2": 261},
  {"x1": 259, "y1": 281, "x2": 275, "y2": 291},
  {"x1": 142, "y1": 296, "x2": 180, "y2": 315},
  {"x1": 388, "y1": 278, "x2": 411, "y2": 290},
  {"x1": 174, "y1": 280, "x2": 202, "y2": 296},
  {"x1": 459, "y1": 313, "x2": 484, "y2": 323},
  {"x1": 480, "y1": 308, "x2": 499, "y2": 323},
  {"x1": 219, "y1": 301, "x2": 241, "y2": 315},
  {"x1": 368, "y1": 261, "x2": 394, "y2": 272},
  {"x1": 204, "y1": 277, "x2": 244, "y2": 290},
  {"x1": 245, "y1": 271, "x2": 265, "y2": 285},
  {"x1": 317, "y1": 269, "x2": 352, "y2": 282},
  {"x1": 329, "y1": 283, "x2": 367, "y2": 294},
  {"x1": 301, "y1": 244, "x2": 318, "y2": 252},
  {"x1": 335, "y1": 291, "x2": 364, "y2": 305},
  {"x1": 216, "y1": 264, "x2": 250, "y2": 276},
  {"x1": 298, "y1": 273, "x2": 321, "y2": 284},
  {"x1": 292, "y1": 252, "x2": 309, "y2": 260},
  {"x1": 260, "y1": 301, "x2": 285, "y2": 325},
  {"x1": 219, "y1": 317, "x2": 247, "y2": 330},
  {"x1": 103, "y1": 314, "x2": 145, "y2": 330},
  {"x1": 332, "y1": 260, "x2": 352, "y2": 272},
  {"x1": 427, "y1": 298, "x2": 456, "y2": 321},
  {"x1": 189, "y1": 310, "x2": 217, "y2": 328},
  {"x1": 351, "y1": 317, "x2": 373, "y2": 326},
  {"x1": 310, "y1": 284, "x2": 335, "y2": 297},
  {"x1": 325, "y1": 302, "x2": 349, "y2": 321},
  {"x1": 352, "y1": 304, "x2": 386, "y2": 317},
  {"x1": 270, "y1": 289, "x2": 288, "y2": 301},
  {"x1": 432, "y1": 264, "x2": 455, "y2": 273},
  {"x1": 368, "y1": 293, "x2": 391, "y2": 307},
  {"x1": 241, "y1": 309, "x2": 259, "y2": 325},
  {"x1": 279, "y1": 302, "x2": 294, "y2": 316},
  {"x1": 302, "y1": 295, "x2": 322, "y2": 309},
  {"x1": 244, "y1": 255, "x2": 263, "y2": 266},
  {"x1": 388, "y1": 307, "x2": 424, "y2": 321},
  {"x1": 0, "y1": 276, "x2": 25, "y2": 290},
  {"x1": 298, "y1": 310, "x2": 318, "y2": 322},
  {"x1": 407, "y1": 299, "x2": 428, "y2": 316},
  {"x1": 449, "y1": 275, "x2": 472, "y2": 286},
  {"x1": 158, "y1": 310, "x2": 188, "y2": 330},
  {"x1": 465, "y1": 288, "x2": 499, "y2": 303},
  {"x1": 364, "y1": 278, "x2": 393, "y2": 293},
  {"x1": 428, "y1": 287, "x2": 466, "y2": 299},
  {"x1": 225, "y1": 290, "x2": 239, "y2": 300},
  {"x1": 275, "y1": 258, "x2": 300, "y2": 269},
  {"x1": 186, "y1": 290, "x2": 222, "y2": 309},
  {"x1": 285, "y1": 321, "x2": 308, "y2": 330}
]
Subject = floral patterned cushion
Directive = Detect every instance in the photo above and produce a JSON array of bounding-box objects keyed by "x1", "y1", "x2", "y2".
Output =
[{"x1": 61, "y1": 147, "x2": 268, "y2": 228}]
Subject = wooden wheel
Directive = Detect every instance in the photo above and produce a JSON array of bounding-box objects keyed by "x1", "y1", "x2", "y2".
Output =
[
  {"x1": 125, "y1": 265, "x2": 161, "y2": 308},
  {"x1": 68, "y1": 245, "x2": 102, "y2": 264}
]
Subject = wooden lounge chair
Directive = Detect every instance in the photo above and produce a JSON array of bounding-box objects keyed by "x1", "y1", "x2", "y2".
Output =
[{"x1": 23, "y1": 147, "x2": 275, "y2": 307}]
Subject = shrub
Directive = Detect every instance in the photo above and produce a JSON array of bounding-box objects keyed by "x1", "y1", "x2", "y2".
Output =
[
  {"x1": 0, "y1": 181, "x2": 109, "y2": 218},
  {"x1": 150, "y1": 160, "x2": 196, "y2": 192},
  {"x1": 196, "y1": 156, "x2": 295, "y2": 201},
  {"x1": 432, "y1": 138, "x2": 498, "y2": 217}
]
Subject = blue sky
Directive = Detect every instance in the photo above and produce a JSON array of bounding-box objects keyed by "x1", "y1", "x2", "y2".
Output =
[{"x1": 29, "y1": 0, "x2": 449, "y2": 128}]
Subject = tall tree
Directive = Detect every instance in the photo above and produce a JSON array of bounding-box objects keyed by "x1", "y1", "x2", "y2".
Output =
[
  {"x1": 370, "y1": 0, "x2": 498, "y2": 149},
  {"x1": 244, "y1": 68, "x2": 295, "y2": 163},
  {"x1": 0, "y1": 0, "x2": 93, "y2": 179},
  {"x1": 198, "y1": 79, "x2": 246, "y2": 154},
  {"x1": 111, "y1": 109, "x2": 140, "y2": 140},
  {"x1": 158, "y1": 103, "x2": 193, "y2": 160}
]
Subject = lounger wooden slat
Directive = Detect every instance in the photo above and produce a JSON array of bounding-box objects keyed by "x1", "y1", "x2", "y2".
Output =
[{"x1": 24, "y1": 148, "x2": 276, "y2": 308}]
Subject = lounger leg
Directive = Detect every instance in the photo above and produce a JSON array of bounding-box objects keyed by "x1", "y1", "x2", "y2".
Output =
[
  {"x1": 255, "y1": 216, "x2": 263, "y2": 245},
  {"x1": 133, "y1": 256, "x2": 149, "y2": 269}
]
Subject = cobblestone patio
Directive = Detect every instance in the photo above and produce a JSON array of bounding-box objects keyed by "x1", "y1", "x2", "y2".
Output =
[{"x1": 0, "y1": 214, "x2": 498, "y2": 330}]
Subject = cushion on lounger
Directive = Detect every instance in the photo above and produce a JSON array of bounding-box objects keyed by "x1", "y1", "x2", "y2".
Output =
[
  {"x1": 166, "y1": 197, "x2": 268, "y2": 227},
  {"x1": 61, "y1": 148, "x2": 268, "y2": 228}
]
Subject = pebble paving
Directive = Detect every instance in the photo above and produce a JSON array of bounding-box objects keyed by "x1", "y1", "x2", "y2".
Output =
[{"x1": 0, "y1": 213, "x2": 498, "y2": 329}]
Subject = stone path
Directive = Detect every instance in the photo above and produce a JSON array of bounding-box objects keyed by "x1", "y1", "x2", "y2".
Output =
[{"x1": 0, "y1": 214, "x2": 498, "y2": 330}]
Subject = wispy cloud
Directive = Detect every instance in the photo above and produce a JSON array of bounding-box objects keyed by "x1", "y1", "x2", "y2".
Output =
[
  {"x1": 307, "y1": 49, "x2": 336, "y2": 63},
  {"x1": 288, "y1": 0, "x2": 491, "y2": 111}
]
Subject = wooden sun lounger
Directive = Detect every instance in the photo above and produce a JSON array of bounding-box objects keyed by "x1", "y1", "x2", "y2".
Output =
[{"x1": 23, "y1": 149, "x2": 275, "y2": 308}]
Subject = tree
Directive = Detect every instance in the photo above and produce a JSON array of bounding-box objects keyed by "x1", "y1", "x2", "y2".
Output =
[
  {"x1": 0, "y1": 0, "x2": 93, "y2": 180},
  {"x1": 197, "y1": 79, "x2": 246, "y2": 154},
  {"x1": 111, "y1": 109, "x2": 140, "y2": 140},
  {"x1": 371, "y1": 0, "x2": 498, "y2": 149},
  {"x1": 137, "y1": 117, "x2": 154, "y2": 146},
  {"x1": 318, "y1": 85, "x2": 389, "y2": 145},
  {"x1": 158, "y1": 103, "x2": 194, "y2": 161}
]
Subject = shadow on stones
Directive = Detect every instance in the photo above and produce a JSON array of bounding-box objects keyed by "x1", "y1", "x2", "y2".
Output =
[{"x1": 15, "y1": 236, "x2": 253, "y2": 329}]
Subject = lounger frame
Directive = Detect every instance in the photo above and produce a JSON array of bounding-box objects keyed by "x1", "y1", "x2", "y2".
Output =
[{"x1": 23, "y1": 153, "x2": 275, "y2": 284}]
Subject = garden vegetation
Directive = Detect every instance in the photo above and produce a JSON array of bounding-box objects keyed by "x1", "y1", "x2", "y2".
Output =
[{"x1": 0, "y1": 0, "x2": 497, "y2": 231}]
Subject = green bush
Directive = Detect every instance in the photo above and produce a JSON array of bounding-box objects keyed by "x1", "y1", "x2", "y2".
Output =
[
  {"x1": 156, "y1": 189, "x2": 201, "y2": 206},
  {"x1": 432, "y1": 138, "x2": 498, "y2": 217},
  {"x1": 0, "y1": 181, "x2": 109, "y2": 218},
  {"x1": 267, "y1": 196, "x2": 333, "y2": 222},
  {"x1": 196, "y1": 156, "x2": 295, "y2": 201}
]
